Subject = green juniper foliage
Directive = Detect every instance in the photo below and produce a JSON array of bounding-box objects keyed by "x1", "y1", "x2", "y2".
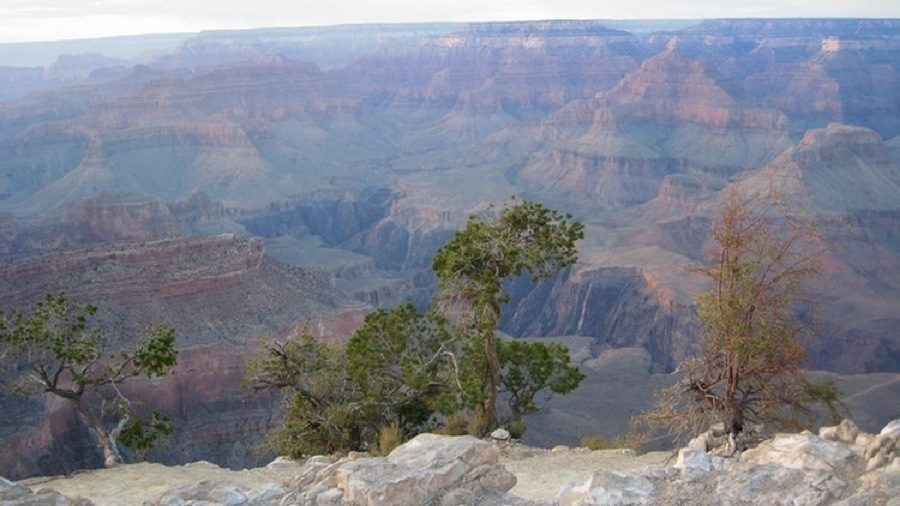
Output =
[
  {"x1": 246, "y1": 326, "x2": 357, "y2": 458},
  {"x1": 0, "y1": 293, "x2": 178, "y2": 466},
  {"x1": 432, "y1": 198, "x2": 584, "y2": 433},
  {"x1": 249, "y1": 308, "x2": 459, "y2": 457},
  {"x1": 499, "y1": 339, "x2": 585, "y2": 423},
  {"x1": 346, "y1": 303, "x2": 457, "y2": 435},
  {"x1": 251, "y1": 199, "x2": 587, "y2": 455}
]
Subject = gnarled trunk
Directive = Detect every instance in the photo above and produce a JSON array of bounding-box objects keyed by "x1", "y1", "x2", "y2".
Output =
[{"x1": 74, "y1": 401, "x2": 123, "y2": 467}]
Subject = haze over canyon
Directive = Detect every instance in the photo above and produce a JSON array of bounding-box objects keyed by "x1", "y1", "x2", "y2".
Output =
[{"x1": 1, "y1": 18, "x2": 899, "y2": 478}]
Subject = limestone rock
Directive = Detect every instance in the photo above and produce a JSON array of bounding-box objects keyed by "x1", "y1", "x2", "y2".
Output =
[
  {"x1": 557, "y1": 470, "x2": 655, "y2": 506},
  {"x1": 32, "y1": 418, "x2": 900, "y2": 506},
  {"x1": 492, "y1": 428, "x2": 512, "y2": 441},
  {"x1": 278, "y1": 434, "x2": 520, "y2": 506},
  {"x1": 687, "y1": 432, "x2": 711, "y2": 452},
  {"x1": 554, "y1": 419, "x2": 900, "y2": 505},
  {"x1": 741, "y1": 432, "x2": 862, "y2": 474},
  {"x1": 862, "y1": 419, "x2": 900, "y2": 472},
  {"x1": 820, "y1": 419, "x2": 860, "y2": 445},
  {"x1": 880, "y1": 419, "x2": 900, "y2": 439},
  {"x1": 674, "y1": 449, "x2": 714, "y2": 480},
  {"x1": 336, "y1": 434, "x2": 516, "y2": 505},
  {"x1": 0, "y1": 477, "x2": 94, "y2": 506},
  {"x1": 715, "y1": 463, "x2": 846, "y2": 506}
]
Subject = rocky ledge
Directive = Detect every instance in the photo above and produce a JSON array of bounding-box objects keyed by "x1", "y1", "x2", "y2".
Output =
[{"x1": 3, "y1": 419, "x2": 899, "y2": 506}]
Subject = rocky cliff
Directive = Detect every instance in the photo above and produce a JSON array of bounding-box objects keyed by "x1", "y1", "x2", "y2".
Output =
[
  {"x1": 1, "y1": 18, "x2": 899, "y2": 479},
  {"x1": 0, "y1": 235, "x2": 368, "y2": 479},
  {"x1": 0, "y1": 234, "x2": 358, "y2": 343},
  {"x1": 5, "y1": 419, "x2": 900, "y2": 506}
]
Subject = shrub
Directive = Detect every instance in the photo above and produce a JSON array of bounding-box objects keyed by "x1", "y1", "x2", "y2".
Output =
[
  {"x1": 437, "y1": 413, "x2": 470, "y2": 436},
  {"x1": 580, "y1": 435, "x2": 632, "y2": 451},
  {"x1": 377, "y1": 422, "x2": 405, "y2": 456},
  {"x1": 508, "y1": 419, "x2": 527, "y2": 439},
  {"x1": 467, "y1": 409, "x2": 490, "y2": 437}
]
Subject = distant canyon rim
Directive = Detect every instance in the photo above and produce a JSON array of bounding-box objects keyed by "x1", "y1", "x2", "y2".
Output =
[{"x1": 0, "y1": 18, "x2": 898, "y2": 479}]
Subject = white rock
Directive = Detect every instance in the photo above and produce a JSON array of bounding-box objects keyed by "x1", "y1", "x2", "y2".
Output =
[
  {"x1": 305, "y1": 455, "x2": 334, "y2": 466},
  {"x1": 865, "y1": 434, "x2": 895, "y2": 460},
  {"x1": 879, "y1": 419, "x2": 900, "y2": 439},
  {"x1": 245, "y1": 484, "x2": 289, "y2": 504},
  {"x1": 674, "y1": 449, "x2": 713, "y2": 480},
  {"x1": 335, "y1": 434, "x2": 515, "y2": 506},
  {"x1": 866, "y1": 453, "x2": 889, "y2": 472},
  {"x1": 687, "y1": 432, "x2": 710, "y2": 451},
  {"x1": 820, "y1": 419, "x2": 860, "y2": 444},
  {"x1": 314, "y1": 488, "x2": 345, "y2": 505},
  {"x1": 206, "y1": 484, "x2": 247, "y2": 505},
  {"x1": 491, "y1": 428, "x2": 511, "y2": 441},
  {"x1": 265, "y1": 456, "x2": 301, "y2": 471},
  {"x1": 716, "y1": 464, "x2": 843, "y2": 506},
  {"x1": 0, "y1": 478, "x2": 30, "y2": 501},
  {"x1": 742, "y1": 432, "x2": 861, "y2": 473},
  {"x1": 557, "y1": 470, "x2": 655, "y2": 506},
  {"x1": 855, "y1": 432, "x2": 874, "y2": 449}
]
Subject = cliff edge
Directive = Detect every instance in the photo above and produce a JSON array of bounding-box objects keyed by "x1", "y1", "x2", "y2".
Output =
[{"x1": 5, "y1": 418, "x2": 899, "y2": 506}]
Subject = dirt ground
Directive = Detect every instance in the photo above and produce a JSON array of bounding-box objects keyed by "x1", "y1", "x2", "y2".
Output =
[
  {"x1": 18, "y1": 446, "x2": 671, "y2": 505},
  {"x1": 501, "y1": 446, "x2": 670, "y2": 502}
]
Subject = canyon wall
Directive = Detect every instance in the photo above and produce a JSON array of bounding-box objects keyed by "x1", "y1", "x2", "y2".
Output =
[{"x1": 1, "y1": 18, "x2": 899, "y2": 477}]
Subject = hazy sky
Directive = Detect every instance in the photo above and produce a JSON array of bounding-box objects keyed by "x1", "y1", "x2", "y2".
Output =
[{"x1": 2, "y1": 0, "x2": 899, "y2": 44}]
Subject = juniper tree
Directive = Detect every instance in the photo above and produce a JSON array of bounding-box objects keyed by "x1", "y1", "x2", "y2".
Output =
[
  {"x1": 432, "y1": 198, "x2": 584, "y2": 432},
  {"x1": 248, "y1": 309, "x2": 457, "y2": 456},
  {"x1": 633, "y1": 192, "x2": 845, "y2": 451},
  {"x1": 498, "y1": 339, "x2": 585, "y2": 425},
  {"x1": 0, "y1": 293, "x2": 178, "y2": 466},
  {"x1": 246, "y1": 326, "x2": 358, "y2": 457},
  {"x1": 345, "y1": 302, "x2": 458, "y2": 437}
]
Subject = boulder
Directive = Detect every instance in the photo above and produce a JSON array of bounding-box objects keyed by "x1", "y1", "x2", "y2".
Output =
[
  {"x1": 741, "y1": 432, "x2": 862, "y2": 474},
  {"x1": 557, "y1": 470, "x2": 655, "y2": 506},
  {"x1": 555, "y1": 420, "x2": 900, "y2": 505},
  {"x1": 819, "y1": 419, "x2": 860, "y2": 445},
  {"x1": 715, "y1": 463, "x2": 846, "y2": 506},
  {"x1": 336, "y1": 434, "x2": 516, "y2": 505},
  {"x1": 147, "y1": 479, "x2": 295, "y2": 506},
  {"x1": 275, "y1": 434, "x2": 520, "y2": 506},
  {"x1": 491, "y1": 428, "x2": 512, "y2": 441},
  {"x1": 70, "y1": 419, "x2": 900, "y2": 505},
  {"x1": 880, "y1": 419, "x2": 900, "y2": 439},
  {"x1": 0, "y1": 477, "x2": 94, "y2": 506},
  {"x1": 674, "y1": 449, "x2": 714, "y2": 480},
  {"x1": 862, "y1": 419, "x2": 900, "y2": 472}
]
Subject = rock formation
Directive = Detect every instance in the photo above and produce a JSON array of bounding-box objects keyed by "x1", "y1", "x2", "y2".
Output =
[
  {"x1": 559, "y1": 419, "x2": 900, "y2": 506},
  {"x1": 0, "y1": 234, "x2": 368, "y2": 479},
  {"x1": 1, "y1": 18, "x2": 900, "y2": 478},
  {"x1": 4, "y1": 420, "x2": 899, "y2": 505}
]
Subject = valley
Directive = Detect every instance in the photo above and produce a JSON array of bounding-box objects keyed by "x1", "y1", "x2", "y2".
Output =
[{"x1": 0, "y1": 18, "x2": 898, "y2": 479}]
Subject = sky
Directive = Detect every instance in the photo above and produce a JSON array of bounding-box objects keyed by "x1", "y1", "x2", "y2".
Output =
[{"x1": 1, "y1": 0, "x2": 899, "y2": 44}]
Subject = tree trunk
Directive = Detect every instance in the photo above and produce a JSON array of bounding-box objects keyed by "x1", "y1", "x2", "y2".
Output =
[
  {"x1": 74, "y1": 401, "x2": 123, "y2": 467},
  {"x1": 483, "y1": 328, "x2": 500, "y2": 433}
]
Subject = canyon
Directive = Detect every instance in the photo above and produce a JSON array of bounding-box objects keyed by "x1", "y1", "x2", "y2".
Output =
[{"x1": 0, "y1": 18, "x2": 898, "y2": 479}]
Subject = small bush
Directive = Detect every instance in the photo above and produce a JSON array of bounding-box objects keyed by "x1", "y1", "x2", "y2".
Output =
[
  {"x1": 377, "y1": 422, "x2": 404, "y2": 456},
  {"x1": 467, "y1": 410, "x2": 490, "y2": 437},
  {"x1": 508, "y1": 419, "x2": 527, "y2": 439},
  {"x1": 437, "y1": 413, "x2": 469, "y2": 436},
  {"x1": 580, "y1": 435, "x2": 631, "y2": 451},
  {"x1": 580, "y1": 435, "x2": 607, "y2": 450}
]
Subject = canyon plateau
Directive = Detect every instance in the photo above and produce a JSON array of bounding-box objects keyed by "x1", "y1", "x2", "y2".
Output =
[{"x1": 0, "y1": 18, "x2": 899, "y2": 479}]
